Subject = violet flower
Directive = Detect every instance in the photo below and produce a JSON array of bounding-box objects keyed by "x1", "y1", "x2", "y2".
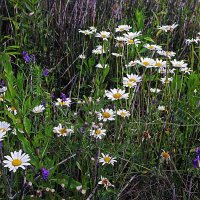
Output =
[
  {"x1": 22, "y1": 51, "x2": 31, "y2": 63},
  {"x1": 43, "y1": 68, "x2": 49, "y2": 77},
  {"x1": 195, "y1": 147, "x2": 200, "y2": 155},
  {"x1": 61, "y1": 93, "x2": 67, "y2": 101},
  {"x1": 193, "y1": 155, "x2": 200, "y2": 168},
  {"x1": 41, "y1": 168, "x2": 49, "y2": 181}
]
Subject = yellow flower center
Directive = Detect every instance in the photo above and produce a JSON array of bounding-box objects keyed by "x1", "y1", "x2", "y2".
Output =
[
  {"x1": 129, "y1": 78, "x2": 136, "y2": 82},
  {"x1": 0, "y1": 128, "x2": 6, "y2": 132},
  {"x1": 165, "y1": 80, "x2": 169, "y2": 84},
  {"x1": 127, "y1": 82, "x2": 133, "y2": 87},
  {"x1": 101, "y1": 34, "x2": 107, "y2": 38},
  {"x1": 162, "y1": 152, "x2": 170, "y2": 159},
  {"x1": 102, "y1": 112, "x2": 111, "y2": 118},
  {"x1": 149, "y1": 45, "x2": 154, "y2": 49},
  {"x1": 128, "y1": 39, "x2": 134, "y2": 44},
  {"x1": 0, "y1": 97, "x2": 3, "y2": 101},
  {"x1": 59, "y1": 101, "x2": 66, "y2": 106},
  {"x1": 12, "y1": 159, "x2": 22, "y2": 166},
  {"x1": 143, "y1": 61, "x2": 149, "y2": 66},
  {"x1": 155, "y1": 62, "x2": 162, "y2": 67},
  {"x1": 104, "y1": 156, "x2": 111, "y2": 163},
  {"x1": 113, "y1": 93, "x2": 122, "y2": 99},
  {"x1": 95, "y1": 129, "x2": 101, "y2": 135},
  {"x1": 59, "y1": 128, "x2": 67, "y2": 135},
  {"x1": 120, "y1": 112, "x2": 126, "y2": 117},
  {"x1": 120, "y1": 28, "x2": 124, "y2": 31},
  {"x1": 10, "y1": 107, "x2": 16, "y2": 111}
]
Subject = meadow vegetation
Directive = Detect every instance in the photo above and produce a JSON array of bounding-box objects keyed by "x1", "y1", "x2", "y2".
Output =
[{"x1": 0, "y1": 0, "x2": 200, "y2": 199}]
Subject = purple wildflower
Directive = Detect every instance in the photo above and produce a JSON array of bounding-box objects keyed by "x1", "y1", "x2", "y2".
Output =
[
  {"x1": 0, "y1": 80, "x2": 5, "y2": 86},
  {"x1": 41, "y1": 168, "x2": 49, "y2": 181},
  {"x1": 0, "y1": 141, "x2": 3, "y2": 149},
  {"x1": 42, "y1": 68, "x2": 49, "y2": 77},
  {"x1": 42, "y1": 100, "x2": 46, "y2": 107},
  {"x1": 195, "y1": 147, "x2": 200, "y2": 155},
  {"x1": 193, "y1": 155, "x2": 200, "y2": 168},
  {"x1": 22, "y1": 51, "x2": 31, "y2": 63},
  {"x1": 61, "y1": 93, "x2": 67, "y2": 101}
]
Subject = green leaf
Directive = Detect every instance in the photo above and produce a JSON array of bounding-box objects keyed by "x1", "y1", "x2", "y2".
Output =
[{"x1": 23, "y1": 117, "x2": 31, "y2": 133}]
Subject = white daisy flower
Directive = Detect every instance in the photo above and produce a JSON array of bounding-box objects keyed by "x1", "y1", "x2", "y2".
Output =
[
  {"x1": 150, "y1": 88, "x2": 161, "y2": 93},
  {"x1": 95, "y1": 63, "x2": 109, "y2": 68},
  {"x1": 180, "y1": 67, "x2": 192, "y2": 74},
  {"x1": 144, "y1": 44, "x2": 162, "y2": 51},
  {"x1": 55, "y1": 98, "x2": 71, "y2": 107},
  {"x1": 32, "y1": 105, "x2": 45, "y2": 113},
  {"x1": 95, "y1": 31, "x2": 110, "y2": 41},
  {"x1": 0, "y1": 86, "x2": 7, "y2": 93},
  {"x1": 7, "y1": 106, "x2": 17, "y2": 115},
  {"x1": 89, "y1": 26, "x2": 97, "y2": 33},
  {"x1": 0, "y1": 131, "x2": 7, "y2": 141},
  {"x1": 99, "y1": 153, "x2": 117, "y2": 166},
  {"x1": 157, "y1": 50, "x2": 176, "y2": 59},
  {"x1": 0, "y1": 121, "x2": 11, "y2": 133},
  {"x1": 125, "y1": 60, "x2": 138, "y2": 68},
  {"x1": 158, "y1": 105, "x2": 166, "y2": 111},
  {"x1": 92, "y1": 45, "x2": 105, "y2": 54},
  {"x1": 161, "y1": 150, "x2": 170, "y2": 163},
  {"x1": 157, "y1": 23, "x2": 178, "y2": 32},
  {"x1": 123, "y1": 31, "x2": 142, "y2": 39},
  {"x1": 3, "y1": 150, "x2": 31, "y2": 172},
  {"x1": 78, "y1": 54, "x2": 86, "y2": 59},
  {"x1": 185, "y1": 38, "x2": 199, "y2": 45},
  {"x1": 78, "y1": 29, "x2": 93, "y2": 35},
  {"x1": 117, "y1": 109, "x2": 130, "y2": 118},
  {"x1": 125, "y1": 38, "x2": 141, "y2": 46},
  {"x1": 123, "y1": 74, "x2": 142, "y2": 88},
  {"x1": 90, "y1": 128, "x2": 106, "y2": 139},
  {"x1": 116, "y1": 25, "x2": 132, "y2": 32},
  {"x1": 160, "y1": 76, "x2": 173, "y2": 84},
  {"x1": 137, "y1": 57, "x2": 155, "y2": 68},
  {"x1": 97, "y1": 109, "x2": 115, "y2": 121},
  {"x1": 115, "y1": 36, "x2": 126, "y2": 47},
  {"x1": 123, "y1": 81, "x2": 136, "y2": 88},
  {"x1": 98, "y1": 176, "x2": 114, "y2": 189},
  {"x1": 154, "y1": 59, "x2": 166, "y2": 68},
  {"x1": 111, "y1": 53, "x2": 123, "y2": 57},
  {"x1": 53, "y1": 123, "x2": 73, "y2": 137},
  {"x1": 105, "y1": 89, "x2": 129, "y2": 101},
  {"x1": 123, "y1": 74, "x2": 142, "y2": 84},
  {"x1": 171, "y1": 59, "x2": 188, "y2": 68}
]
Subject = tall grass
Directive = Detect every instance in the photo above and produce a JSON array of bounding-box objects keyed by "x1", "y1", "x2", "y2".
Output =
[{"x1": 0, "y1": 0, "x2": 200, "y2": 199}]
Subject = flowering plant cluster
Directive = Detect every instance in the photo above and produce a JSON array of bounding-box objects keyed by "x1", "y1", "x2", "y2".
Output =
[{"x1": 0, "y1": 20, "x2": 200, "y2": 199}]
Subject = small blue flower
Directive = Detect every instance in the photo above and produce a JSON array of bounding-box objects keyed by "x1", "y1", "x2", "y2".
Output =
[
  {"x1": 43, "y1": 68, "x2": 49, "y2": 77},
  {"x1": 0, "y1": 141, "x2": 3, "y2": 149},
  {"x1": 22, "y1": 51, "x2": 31, "y2": 63},
  {"x1": 61, "y1": 93, "x2": 67, "y2": 101},
  {"x1": 193, "y1": 155, "x2": 200, "y2": 168},
  {"x1": 42, "y1": 100, "x2": 46, "y2": 107},
  {"x1": 41, "y1": 168, "x2": 49, "y2": 181},
  {"x1": 195, "y1": 147, "x2": 200, "y2": 155}
]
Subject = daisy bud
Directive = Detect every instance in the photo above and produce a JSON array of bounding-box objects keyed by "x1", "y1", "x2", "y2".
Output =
[
  {"x1": 51, "y1": 189, "x2": 55, "y2": 193},
  {"x1": 76, "y1": 185, "x2": 82, "y2": 191},
  {"x1": 81, "y1": 189, "x2": 86, "y2": 195}
]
